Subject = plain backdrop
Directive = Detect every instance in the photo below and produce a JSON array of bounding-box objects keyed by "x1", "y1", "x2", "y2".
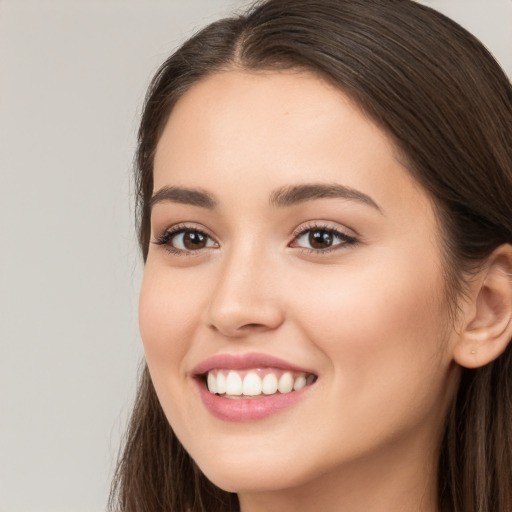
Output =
[{"x1": 0, "y1": 1, "x2": 510, "y2": 511}]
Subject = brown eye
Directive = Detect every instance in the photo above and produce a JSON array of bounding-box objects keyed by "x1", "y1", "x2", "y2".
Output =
[
  {"x1": 309, "y1": 229, "x2": 333, "y2": 249},
  {"x1": 155, "y1": 227, "x2": 218, "y2": 253},
  {"x1": 172, "y1": 229, "x2": 217, "y2": 251},
  {"x1": 182, "y1": 230, "x2": 208, "y2": 250},
  {"x1": 291, "y1": 226, "x2": 357, "y2": 253}
]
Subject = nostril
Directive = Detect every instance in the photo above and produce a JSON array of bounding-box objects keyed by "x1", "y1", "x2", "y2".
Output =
[
  {"x1": 205, "y1": 296, "x2": 285, "y2": 337},
  {"x1": 242, "y1": 323, "x2": 267, "y2": 330},
  {"x1": 208, "y1": 320, "x2": 279, "y2": 336}
]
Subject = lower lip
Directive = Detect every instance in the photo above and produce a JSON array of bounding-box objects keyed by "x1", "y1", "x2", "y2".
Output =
[{"x1": 196, "y1": 379, "x2": 311, "y2": 422}]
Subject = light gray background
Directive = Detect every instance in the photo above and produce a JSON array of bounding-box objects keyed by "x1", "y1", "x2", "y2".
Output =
[{"x1": 0, "y1": 1, "x2": 510, "y2": 511}]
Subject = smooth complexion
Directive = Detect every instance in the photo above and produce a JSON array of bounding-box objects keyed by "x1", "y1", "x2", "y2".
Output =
[{"x1": 139, "y1": 71, "x2": 463, "y2": 512}]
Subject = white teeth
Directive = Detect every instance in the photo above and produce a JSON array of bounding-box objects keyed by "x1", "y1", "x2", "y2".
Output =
[
  {"x1": 278, "y1": 372, "x2": 294, "y2": 394},
  {"x1": 242, "y1": 372, "x2": 262, "y2": 396},
  {"x1": 207, "y1": 373, "x2": 217, "y2": 394},
  {"x1": 206, "y1": 369, "x2": 315, "y2": 397},
  {"x1": 226, "y1": 371, "x2": 243, "y2": 395},
  {"x1": 262, "y1": 373, "x2": 278, "y2": 395},
  {"x1": 293, "y1": 375, "x2": 307, "y2": 391},
  {"x1": 216, "y1": 372, "x2": 227, "y2": 394}
]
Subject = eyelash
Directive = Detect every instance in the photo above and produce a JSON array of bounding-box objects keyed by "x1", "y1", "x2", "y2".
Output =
[
  {"x1": 152, "y1": 223, "x2": 358, "y2": 256},
  {"x1": 290, "y1": 223, "x2": 358, "y2": 254},
  {"x1": 153, "y1": 224, "x2": 217, "y2": 256}
]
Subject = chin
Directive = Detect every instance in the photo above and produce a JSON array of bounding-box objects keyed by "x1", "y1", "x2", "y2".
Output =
[
  {"x1": 186, "y1": 438, "x2": 327, "y2": 494},
  {"x1": 198, "y1": 460, "x2": 308, "y2": 494}
]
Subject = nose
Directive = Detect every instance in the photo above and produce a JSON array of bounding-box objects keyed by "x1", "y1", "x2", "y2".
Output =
[{"x1": 204, "y1": 245, "x2": 285, "y2": 338}]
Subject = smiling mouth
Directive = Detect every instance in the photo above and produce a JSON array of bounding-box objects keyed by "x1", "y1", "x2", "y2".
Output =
[{"x1": 202, "y1": 368, "x2": 317, "y2": 399}]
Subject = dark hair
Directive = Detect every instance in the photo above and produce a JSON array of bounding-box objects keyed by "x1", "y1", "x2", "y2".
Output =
[{"x1": 110, "y1": 1, "x2": 512, "y2": 511}]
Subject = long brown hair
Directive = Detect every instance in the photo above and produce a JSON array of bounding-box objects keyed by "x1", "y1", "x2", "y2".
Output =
[{"x1": 109, "y1": 1, "x2": 512, "y2": 511}]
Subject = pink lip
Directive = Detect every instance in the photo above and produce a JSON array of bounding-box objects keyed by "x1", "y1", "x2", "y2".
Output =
[
  {"x1": 193, "y1": 352, "x2": 314, "y2": 375},
  {"x1": 192, "y1": 352, "x2": 316, "y2": 422},
  {"x1": 196, "y1": 381, "x2": 311, "y2": 422}
]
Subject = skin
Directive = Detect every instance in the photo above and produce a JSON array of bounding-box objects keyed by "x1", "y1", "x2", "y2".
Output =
[{"x1": 139, "y1": 70, "x2": 464, "y2": 512}]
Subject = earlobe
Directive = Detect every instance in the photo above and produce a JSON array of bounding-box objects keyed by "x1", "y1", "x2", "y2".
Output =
[{"x1": 453, "y1": 244, "x2": 512, "y2": 369}]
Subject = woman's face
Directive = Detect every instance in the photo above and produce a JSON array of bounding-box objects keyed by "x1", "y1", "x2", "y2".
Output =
[{"x1": 140, "y1": 71, "x2": 460, "y2": 497}]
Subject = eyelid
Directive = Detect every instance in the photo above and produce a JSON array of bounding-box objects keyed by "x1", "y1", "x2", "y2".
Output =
[
  {"x1": 153, "y1": 222, "x2": 211, "y2": 240},
  {"x1": 290, "y1": 220, "x2": 357, "y2": 240}
]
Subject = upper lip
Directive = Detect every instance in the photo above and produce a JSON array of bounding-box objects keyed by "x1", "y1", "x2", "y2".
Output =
[{"x1": 193, "y1": 352, "x2": 316, "y2": 376}]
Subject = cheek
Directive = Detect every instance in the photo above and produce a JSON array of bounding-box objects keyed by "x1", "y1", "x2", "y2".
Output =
[
  {"x1": 291, "y1": 249, "x2": 449, "y2": 394},
  {"x1": 139, "y1": 265, "x2": 202, "y2": 378},
  {"x1": 138, "y1": 264, "x2": 211, "y2": 434},
  {"x1": 283, "y1": 252, "x2": 454, "y2": 461}
]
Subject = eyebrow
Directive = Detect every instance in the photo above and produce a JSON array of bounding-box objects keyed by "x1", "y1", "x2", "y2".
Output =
[
  {"x1": 269, "y1": 183, "x2": 382, "y2": 212},
  {"x1": 149, "y1": 182, "x2": 381, "y2": 213},
  {"x1": 150, "y1": 186, "x2": 217, "y2": 210}
]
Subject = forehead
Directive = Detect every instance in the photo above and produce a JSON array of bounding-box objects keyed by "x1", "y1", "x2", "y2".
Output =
[{"x1": 153, "y1": 70, "x2": 430, "y2": 219}]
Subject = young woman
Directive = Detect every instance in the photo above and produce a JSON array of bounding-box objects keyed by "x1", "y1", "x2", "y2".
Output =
[{"x1": 110, "y1": 1, "x2": 512, "y2": 511}]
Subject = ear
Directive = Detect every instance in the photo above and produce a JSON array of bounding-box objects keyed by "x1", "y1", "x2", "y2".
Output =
[{"x1": 453, "y1": 244, "x2": 512, "y2": 369}]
